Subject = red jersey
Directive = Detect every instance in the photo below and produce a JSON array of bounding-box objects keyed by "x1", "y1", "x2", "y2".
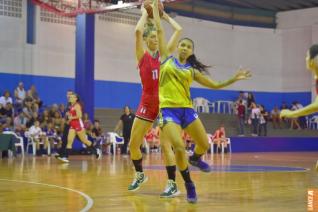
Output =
[
  {"x1": 69, "y1": 103, "x2": 84, "y2": 131},
  {"x1": 136, "y1": 51, "x2": 160, "y2": 121},
  {"x1": 69, "y1": 103, "x2": 79, "y2": 118},
  {"x1": 138, "y1": 51, "x2": 160, "y2": 104}
]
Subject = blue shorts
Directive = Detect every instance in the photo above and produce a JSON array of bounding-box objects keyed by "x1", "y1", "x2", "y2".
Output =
[{"x1": 159, "y1": 108, "x2": 199, "y2": 129}]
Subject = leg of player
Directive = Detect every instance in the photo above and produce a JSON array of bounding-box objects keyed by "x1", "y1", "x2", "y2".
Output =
[
  {"x1": 77, "y1": 130, "x2": 102, "y2": 160},
  {"x1": 159, "y1": 130, "x2": 180, "y2": 198},
  {"x1": 161, "y1": 122, "x2": 197, "y2": 203},
  {"x1": 185, "y1": 119, "x2": 211, "y2": 172},
  {"x1": 128, "y1": 118, "x2": 152, "y2": 191}
]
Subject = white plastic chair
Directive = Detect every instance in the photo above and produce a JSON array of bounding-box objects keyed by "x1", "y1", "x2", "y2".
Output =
[
  {"x1": 2, "y1": 131, "x2": 24, "y2": 157},
  {"x1": 207, "y1": 133, "x2": 231, "y2": 154},
  {"x1": 308, "y1": 115, "x2": 318, "y2": 129},
  {"x1": 25, "y1": 131, "x2": 51, "y2": 156},
  {"x1": 193, "y1": 97, "x2": 214, "y2": 113},
  {"x1": 215, "y1": 100, "x2": 234, "y2": 114},
  {"x1": 221, "y1": 138, "x2": 232, "y2": 154},
  {"x1": 107, "y1": 132, "x2": 124, "y2": 155},
  {"x1": 207, "y1": 133, "x2": 215, "y2": 154},
  {"x1": 143, "y1": 138, "x2": 150, "y2": 154}
]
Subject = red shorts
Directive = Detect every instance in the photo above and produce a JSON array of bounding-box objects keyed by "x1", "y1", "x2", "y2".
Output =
[
  {"x1": 136, "y1": 102, "x2": 159, "y2": 122},
  {"x1": 69, "y1": 119, "x2": 84, "y2": 132}
]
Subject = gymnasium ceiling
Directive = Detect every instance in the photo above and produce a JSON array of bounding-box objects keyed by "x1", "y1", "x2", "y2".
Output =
[
  {"x1": 163, "y1": 0, "x2": 318, "y2": 28},
  {"x1": 201, "y1": 0, "x2": 318, "y2": 12},
  {"x1": 34, "y1": 0, "x2": 318, "y2": 28}
]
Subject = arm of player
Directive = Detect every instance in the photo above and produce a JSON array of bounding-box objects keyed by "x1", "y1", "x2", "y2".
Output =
[
  {"x1": 135, "y1": 6, "x2": 148, "y2": 63},
  {"x1": 280, "y1": 98, "x2": 318, "y2": 118},
  {"x1": 193, "y1": 68, "x2": 251, "y2": 89},
  {"x1": 162, "y1": 12, "x2": 182, "y2": 55},
  {"x1": 152, "y1": 0, "x2": 169, "y2": 62}
]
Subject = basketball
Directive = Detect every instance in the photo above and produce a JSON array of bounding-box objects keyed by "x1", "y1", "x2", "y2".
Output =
[{"x1": 143, "y1": 0, "x2": 164, "y2": 18}]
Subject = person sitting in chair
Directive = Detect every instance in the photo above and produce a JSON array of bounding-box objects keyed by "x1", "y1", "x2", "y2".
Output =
[{"x1": 212, "y1": 125, "x2": 229, "y2": 153}]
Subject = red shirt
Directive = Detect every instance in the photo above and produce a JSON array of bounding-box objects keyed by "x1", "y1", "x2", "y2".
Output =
[
  {"x1": 213, "y1": 129, "x2": 224, "y2": 139},
  {"x1": 237, "y1": 104, "x2": 245, "y2": 118},
  {"x1": 138, "y1": 51, "x2": 160, "y2": 104}
]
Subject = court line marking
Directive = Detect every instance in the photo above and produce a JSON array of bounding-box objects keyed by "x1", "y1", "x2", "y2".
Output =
[
  {"x1": 0, "y1": 178, "x2": 93, "y2": 212},
  {"x1": 143, "y1": 165, "x2": 309, "y2": 173}
]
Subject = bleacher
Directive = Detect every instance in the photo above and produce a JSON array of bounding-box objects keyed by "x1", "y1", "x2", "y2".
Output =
[{"x1": 95, "y1": 108, "x2": 318, "y2": 137}]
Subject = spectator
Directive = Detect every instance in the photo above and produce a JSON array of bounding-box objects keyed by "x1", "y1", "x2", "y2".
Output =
[
  {"x1": 114, "y1": 106, "x2": 135, "y2": 155},
  {"x1": 49, "y1": 104, "x2": 59, "y2": 118},
  {"x1": 250, "y1": 103, "x2": 260, "y2": 136},
  {"x1": 237, "y1": 99, "x2": 245, "y2": 136},
  {"x1": 247, "y1": 92, "x2": 255, "y2": 109},
  {"x1": 13, "y1": 112, "x2": 27, "y2": 134},
  {"x1": 0, "y1": 91, "x2": 13, "y2": 107},
  {"x1": 27, "y1": 85, "x2": 42, "y2": 108},
  {"x1": 280, "y1": 102, "x2": 289, "y2": 127},
  {"x1": 14, "y1": 82, "x2": 26, "y2": 108},
  {"x1": 0, "y1": 103, "x2": 14, "y2": 122},
  {"x1": 45, "y1": 122, "x2": 61, "y2": 153},
  {"x1": 39, "y1": 109, "x2": 51, "y2": 129},
  {"x1": 92, "y1": 119, "x2": 102, "y2": 138},
  {"x1": 52, "y1": 111, "x2": 64, "y2": 135},
  {"x1": 144, "y1": 126, "x2": 159, "y2": 153},
  {"x1": 290, "y1": 102, "x2": 301, "y2": 130},
  {"x1": 258, "y1": 105, "x2": 268, "y2": 136},
  {"x1": 182, "y1": 131, "x2": 193, "y2": 154},
  {"x1": 271, "y1": 106, "x2": 282, "y2": 129},
  {"x1": 22, "y1": 98, "x2": 37, "y2": 128},
  {"x1": 0, "y1": 104, "x2": 7, "y2": 124},
  {"x1": 83, "y1": 113, "x2": 92, "y2": 130},
  {"x1": 246, "y1": 92, "x2": 255, "y2": 119},
  {"x1": 236, "y1": 91, "x2": 247, "y2": 105},
  {"x1": 295, "y1": 101, "x2": 307, "y2": 128},
  {"x1": 58, "y1": 104, "x2": 66, "y2": 117},
  {"x1": 212, "y1": 125, "x2": 229, "y2": 153},
  {"x1": 280, "y1": 101, "x2": 289, "y2": 110},
  {"x1": 28, "y1": 120, "x2": 48, "y2": 156}
]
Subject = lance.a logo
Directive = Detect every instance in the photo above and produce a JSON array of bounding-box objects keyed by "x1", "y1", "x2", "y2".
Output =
[{"x1": 308, "y1": 188, "x2": 318, "y2": 211}]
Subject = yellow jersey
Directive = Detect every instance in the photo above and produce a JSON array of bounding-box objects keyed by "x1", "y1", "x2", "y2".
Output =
[{"x1": 159, "y1": 56, "x2": 194, "y2": 108}]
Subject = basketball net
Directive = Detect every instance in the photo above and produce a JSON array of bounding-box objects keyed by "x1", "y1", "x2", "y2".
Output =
[{"x1": 32, "y1": 0, "x2": 184, "y2": 17}]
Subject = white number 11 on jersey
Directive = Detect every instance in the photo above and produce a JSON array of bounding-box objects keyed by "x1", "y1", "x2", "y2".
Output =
[{"x1": 152, "y1": 69, "x2": 158, "y2": 80}]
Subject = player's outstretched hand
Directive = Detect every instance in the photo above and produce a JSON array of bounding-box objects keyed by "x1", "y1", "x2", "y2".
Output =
[{"x1": 234, "y1": 68, "x2": 251, "y2": 81}]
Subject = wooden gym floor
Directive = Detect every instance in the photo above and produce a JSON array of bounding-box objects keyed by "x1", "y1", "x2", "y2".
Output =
[{"x1": 0, "y1": 152, "x2": 317, "y2": 211}]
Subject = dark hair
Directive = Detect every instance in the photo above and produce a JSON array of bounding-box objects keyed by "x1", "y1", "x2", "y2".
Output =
[
  {"x1": 179, "y1": 38, "x2": 210, "y2": 73},
  {"x1": 73, "y1": 93, "x2": 84, "y2": 113},
  {"x1": 309, "y1": 44, "x2": 318, "y2": 59}
]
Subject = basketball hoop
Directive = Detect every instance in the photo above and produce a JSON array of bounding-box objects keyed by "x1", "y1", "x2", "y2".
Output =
[{"x1": 32, "y1": 0, "x2": 184, "y2": 17}]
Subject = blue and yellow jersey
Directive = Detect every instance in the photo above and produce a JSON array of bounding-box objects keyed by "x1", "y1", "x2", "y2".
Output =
[{"x1": 159, "y1": 56, "x2": 195, "y2": 108}]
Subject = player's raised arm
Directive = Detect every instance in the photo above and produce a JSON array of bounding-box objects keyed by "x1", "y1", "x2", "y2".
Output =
[
  {"x1": 135, "y1": 6, "x2": 148, "y2": 63},
  {"x1": 194, "y1": 67, "x2": 251, "y2": 89}
]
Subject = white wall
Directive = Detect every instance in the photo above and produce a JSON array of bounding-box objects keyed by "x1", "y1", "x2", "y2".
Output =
[
  {"x1": 0, "y1": 0, "x2": 26, "y2": 75},
  {"x1": 277, "y1": 7, "x2": 318, "y2": 100},
  {"x1": 95, "y1": 19, "x2": 137, "y2": 83},
  {"x1": 33, "y1": 9, "x2": 76, "y2": 78},
  {"x1": 171, "y1": 18, "x2": 282, "y2": 91},
  {"x1": 277, "y1": 7, "x2": 318, "y2": 30},
  {"x1": 2, "y1": 3, "x2": 318, "y2": 94},
  {"x1": 95, "y1": 15, "x2": 283, "y2": 92}
]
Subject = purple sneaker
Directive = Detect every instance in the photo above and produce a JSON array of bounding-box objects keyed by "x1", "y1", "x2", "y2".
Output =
[
  {"x1": 185, "y1": 182, "x2": 197, "y2": 203},
  {"x1": 189, "y1": 156, "x2": 211, "y2": 172}
]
